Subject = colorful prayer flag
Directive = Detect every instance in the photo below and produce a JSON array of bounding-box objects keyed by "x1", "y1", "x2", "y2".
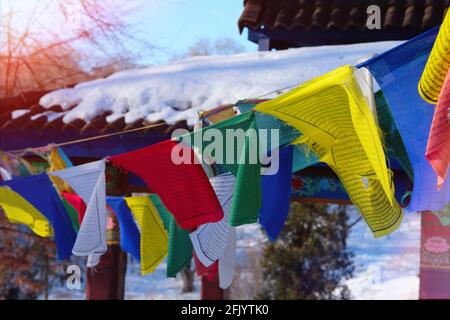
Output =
[{"x1": 256, "y1": 66, "x2": 402, "y2": 237}]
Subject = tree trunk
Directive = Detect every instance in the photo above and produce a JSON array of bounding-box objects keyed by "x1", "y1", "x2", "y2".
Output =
[{"x1": 180, "y1": 264, "x2": 194, "y2": 293}]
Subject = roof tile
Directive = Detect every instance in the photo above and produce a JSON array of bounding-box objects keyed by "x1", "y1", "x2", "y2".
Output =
[{"x1": 238, "y1": 0, "x2": 449, "y2": 34}]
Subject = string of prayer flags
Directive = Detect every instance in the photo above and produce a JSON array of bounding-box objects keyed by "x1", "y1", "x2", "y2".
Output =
[
  {"x1": 124, "y1": 196, "x2": 168, "y2": 275},
  {"x1": 426, "y1": 68, "x2": 450, "y2": 188},
  {"x1": 0, "y1": 186, "x2": 52, "y2": 237},
  {"x1": 48, "y1": 147, "x2": 74, "y2": 194},
  {"x1": 181, "y1": 112, "x2": 262, "y2": 227},
  {"x1": 218, "y1": 227, "x2": 236, "y2": 289},
  {"x1": 110, "y1": 140, "x2": 223, "y2": 229},
  {"x1": 259, "y1": 145, "x2": 294, "y2": 241},
  {"x1": 0, "y1": 174, "x2": 76, "y2": 259},
  {"x1": 359, "y1": 28, "x2": 450, "y2": 211},
  {"x1": 418, "y1": 11, "x2": 450, "y2": 104},
  {"x1": 256, "y1": 65, "x2": 402, "y2": 237},
  {"x1": 190, "y1": 173, "x2": 236, "y2": 267},
  {"x1": 374, "y1": 91, "x2": 414, "y2": 180},
  {"x1": 49, "y1": 160, "x2": 107, "y2": 258},
  {"x1": 149, "y1": 194, "x2": 193, "y2": 278},
  {"x1": 107, "y1": 196, "x2": 141, "y2": 261}
]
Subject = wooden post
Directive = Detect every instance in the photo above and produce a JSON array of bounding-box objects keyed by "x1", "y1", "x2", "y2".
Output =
[
  {"x1": 258, "y1": 36, "x2": 270, "y2": 51},
  {"x1": 86, "y1": 165, "x2": 128, "y2": 300},
  {"x1": 86, "y1": 244, "x2": 127, "y2": 300},
  {"x1": 201, "y1": 275, "x2": 224, "y2": 300},
  {"x1": 419, "y1": 211, "x2": 450, "y2": 299}
]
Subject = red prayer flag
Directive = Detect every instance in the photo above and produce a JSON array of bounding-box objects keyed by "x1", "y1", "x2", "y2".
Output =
[
  {"x1": 426, "y1": 68, "x2": 450, "y2": 189},
  {"x1": 109, "y1": 140, "x2": 223, "y2": 229},
  {"x1": 62, "y1": 191, "x2": 87, "y2": 224},
  {"x1": 194, "y1": 251, "x2": 218, "y2": 280}
]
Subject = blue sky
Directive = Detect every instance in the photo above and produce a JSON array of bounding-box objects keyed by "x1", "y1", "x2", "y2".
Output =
[
  {"x1": 2, "y1": 0, "x2": 256, "y2": 65},
  {"x1": 128, "y1": 0, "x2": 257, "y2": 64}
]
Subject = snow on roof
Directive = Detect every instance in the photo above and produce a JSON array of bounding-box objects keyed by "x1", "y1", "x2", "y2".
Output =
[{"x1": 40, "y1": 41, "x2": 401, "y2": 126}]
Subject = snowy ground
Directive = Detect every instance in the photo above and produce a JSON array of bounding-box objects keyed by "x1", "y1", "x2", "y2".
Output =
[
  {"x1": 122, "y1": 209, "x2": 421, "y2": 300},
  {"x1": 46, "y1": 209, "x2": 420, "y2": 300},
  {"x1": 345, "y1": 208, "x2": 420, "y2": 300}
]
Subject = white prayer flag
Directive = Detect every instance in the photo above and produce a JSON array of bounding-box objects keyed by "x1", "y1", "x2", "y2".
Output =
[
  {"x1": 190, "y1": 173, "x2": 235, "y2": 267},
  {"x1": 219, "y1": 227, "x2": 236, "y2": 289},
  {"x1": 49, "y1": 160, "x2": 107, "y2": 257}
]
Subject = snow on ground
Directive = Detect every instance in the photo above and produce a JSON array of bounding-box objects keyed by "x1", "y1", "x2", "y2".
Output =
[
  {"x1": 39, "y1": 41, "x2": 400, "y2": 126},
  {"x1": 46, "y1": 209, "x2": 420, "y2": 300},
  {"x1": 345, "y1": 208, "x2": 420, "y2": 300},
  {"x1": 124, "y1": 260, "x2": 199, "y2": 300},
  {"x1": 124, "y1": 224, "x2": 266, "y2": 300}
]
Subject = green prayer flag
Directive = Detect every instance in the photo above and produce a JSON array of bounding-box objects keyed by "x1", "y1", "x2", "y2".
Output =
[
  {"x1": 237, "y1": 101, "x2": 319, "y2": 173},
  {"x1": 180, "y1": 112, "x2": 262, "y2": 227},
  {"x1": 229, "y1": 120, "x2": 262, "y2": 226},
  {"x1": 375, "y1": 91, "x2": 414, "y2": 180},
  {"x1": 166, "y1": 216, "x2": 193, "y2": 277},
  {"x1": 149, "y1": 194, "x2": 193, "y2": 277}
]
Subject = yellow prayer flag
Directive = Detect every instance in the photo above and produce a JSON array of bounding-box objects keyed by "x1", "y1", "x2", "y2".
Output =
[
  {"x1": 0, "y1": 186, "x2": 53, "y2": 237},
  {"x1": 256, "y1": 65, "x2": 402, "y2": 237},
  {"x1": 125, "y1": 196, "x2": 168, "y2": 275},
  {"x1": 419, "y1": 11, "x2": 450, "y2": 104},
  {"x1": 48, "y1": 148, "x2": 73, "y2": 194}
]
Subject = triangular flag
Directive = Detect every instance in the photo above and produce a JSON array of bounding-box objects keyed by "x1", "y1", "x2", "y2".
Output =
[
  {"x1": 257, "y1": 66, "x2": 402, "y2": 237},
  {"x1": 182, "y1": 112, "x2": 262, "y2": 227},
  {"x1": 426, "y1": 68, "x2": 450, "y2": 188},
  {"x1": 0, "y1": 186, "x2": 52, "y2": 237},
  {"x1": 0, "y1": 174, "x2": 76, "y2": 259},
  {"x1": 48, "y1": 147, "x2": 73, "y2": 194},
  {"x1": 125, "y1": 196, "x2": 168, "y2": 275},
  {"x1": 61, "y1": 191, "x2": 86, "y2": 226},
  {"x1": 149, "y1": 194, "x2": 193, "y2": 278},
  {"x1": 49, "y1": 160, "x2": 107, "y2": 256},
  {"x1": 259, "y1": 145, "x2": 293, "y2": 241},
  {"x1": 110, "y1": 140, "x2": 223, "y2": 229},
  {"x1": 359, "y1": 27, "x2": 450, "y2": 211},
  {"x1": 107, "y1": 196, "x2": 140, "y2": 261},
  {"x1": 218, "y1": 227, "x2": 236, "y2": 289},
  {"x1": 190, "y1": 173, "x2": 235, "y2": 267}
]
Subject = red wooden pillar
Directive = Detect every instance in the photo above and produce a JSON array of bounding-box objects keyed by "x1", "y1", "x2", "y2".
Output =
[
  {"x1": 419, "y1": 211, "x2": 450, "y2": 299},
  {"x1": 86, "y1": 203, "x2": 127, "y2": 300},
  {"x1": 86, "y1": 244, "x2": 127, "y2": 300},
  {"x1": 201, "y1": 275, "x2": 224, "y2": 300},
  {"x1": 194, "y1": 254, "x2": 224, "y2": 300}
]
